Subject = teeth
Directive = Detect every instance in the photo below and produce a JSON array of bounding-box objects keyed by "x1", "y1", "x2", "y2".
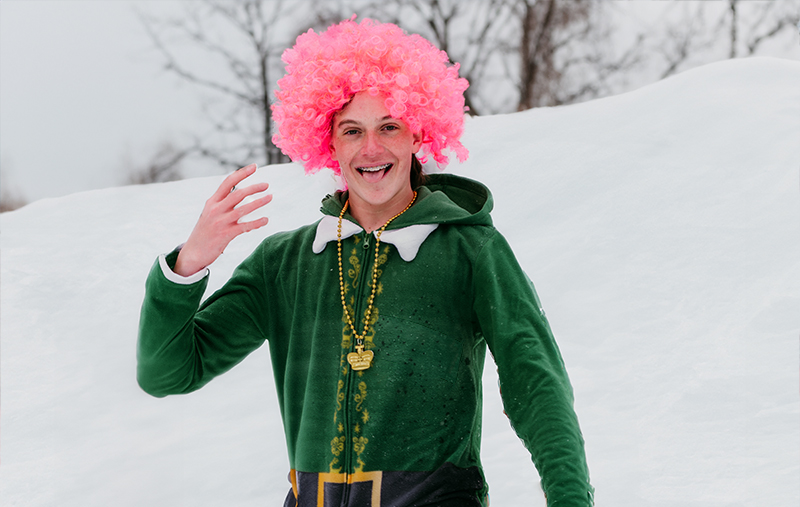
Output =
[{"x1": 358, "y1": 163, "x2": 391, "y2": 172}]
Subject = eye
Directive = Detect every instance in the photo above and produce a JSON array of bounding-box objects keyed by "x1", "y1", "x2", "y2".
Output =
[
  {"x1": 382, "y1": 124, "x2": 400, "y2": 132},
  {"x1": 342, "y1": 128, "x2": 360, "y2": 136}
]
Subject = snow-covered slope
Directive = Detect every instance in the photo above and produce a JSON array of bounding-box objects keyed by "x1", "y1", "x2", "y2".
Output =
[{"x1": 2, "y1": 57, "x2": 799, "y2": 506}]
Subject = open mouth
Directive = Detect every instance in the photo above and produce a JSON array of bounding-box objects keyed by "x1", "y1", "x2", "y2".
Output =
[{"x1": 357, "y1": 163, "x2": 392, "y2": 181}]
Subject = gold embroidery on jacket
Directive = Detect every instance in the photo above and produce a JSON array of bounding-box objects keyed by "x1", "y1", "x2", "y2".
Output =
[
  {"x1": 348, "y1": 245, "x2": 360, "y2": 288},
  {"x1": 328, "y1": 237, "x2": 390, "y2": 473},
  {"x1": 354, "y1": 381, "x2": 367, "y2": 412},
  {"x1": 331, "y1": 435, "x2": 345, "y2": 456}
]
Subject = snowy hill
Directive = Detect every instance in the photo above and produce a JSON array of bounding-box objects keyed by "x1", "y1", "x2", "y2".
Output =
[{"x1": 2, "y1": 57, "x2": 799, "y2": 506}]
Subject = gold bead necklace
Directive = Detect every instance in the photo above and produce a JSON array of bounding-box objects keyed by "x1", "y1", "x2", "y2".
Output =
[{"x1": 338, "y1": 191, "x2": 417, "y2": 371}]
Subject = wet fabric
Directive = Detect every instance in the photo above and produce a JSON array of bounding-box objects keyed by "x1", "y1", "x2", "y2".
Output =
[{"x1": 138, "y1": 173, "x2": 594, "y2": 506}]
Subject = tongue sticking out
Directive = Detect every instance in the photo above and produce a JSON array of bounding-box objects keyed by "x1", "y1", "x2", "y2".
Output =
[
  {"x1": 359, "y1": 164, "x2": 391, "y2": 183},
  {"x1": 361, "y1": 168, "x2": 385, "y2": 183}
]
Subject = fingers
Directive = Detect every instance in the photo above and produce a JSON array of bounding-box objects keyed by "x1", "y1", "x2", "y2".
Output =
[
  {"x1": 235, "y1": 193, "x2": 273, "y2": 220},
  {"x1": 180, "y1": 164, "x2": 272, "y2": 274},
  {"x1": 214, "y1": 164, "x2": 257, "y2": 201},
  {"x1": 222, "y1": 173, "x2": 272, "y2": 238},
  {"x1": 226, "y1": 181, "x2": 270, "y2": 208},
  {"x1": 239, "y1": 216, "x2": 269, "y2": 234}
]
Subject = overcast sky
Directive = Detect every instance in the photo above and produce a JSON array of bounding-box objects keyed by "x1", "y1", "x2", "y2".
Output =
[
  {"x1": 1, "y1": 1, "x2": 798, "y2": 205},
  {"x1": 1, "y1": 1, "x2": 206, "y2": 203}
]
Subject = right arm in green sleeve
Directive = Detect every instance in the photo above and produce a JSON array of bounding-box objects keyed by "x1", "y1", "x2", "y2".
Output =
[{"x1": 137, "y1": 250, "x2": 269, "y2": 397}]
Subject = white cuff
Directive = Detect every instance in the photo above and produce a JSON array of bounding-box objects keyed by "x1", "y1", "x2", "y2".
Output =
[{"x1": 158, "y1": 253, "x2": 209, "y2": 285}]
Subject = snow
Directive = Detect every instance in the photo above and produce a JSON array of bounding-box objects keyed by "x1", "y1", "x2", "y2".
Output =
[{"x1": 2, "y1": 57, "x2": 799, "y2": 506}]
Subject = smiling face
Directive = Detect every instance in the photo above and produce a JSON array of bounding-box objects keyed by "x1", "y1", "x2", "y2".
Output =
[{"x1": 330, "y1": 92, "x2": 422, "y2": 230}]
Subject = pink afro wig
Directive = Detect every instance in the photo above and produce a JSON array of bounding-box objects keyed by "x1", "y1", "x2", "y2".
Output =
[{"x1": 271, "y1": 18, "x2": 469, "y2": 175}]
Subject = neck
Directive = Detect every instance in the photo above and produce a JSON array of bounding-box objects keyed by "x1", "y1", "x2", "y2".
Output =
[{"x1": 348, "y1": 188, "x2": 416, "y2": 233}]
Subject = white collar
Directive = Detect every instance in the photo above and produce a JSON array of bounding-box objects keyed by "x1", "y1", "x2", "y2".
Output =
[{"x1": 312, "y1": 215, "x2": 438, "y2": 262}]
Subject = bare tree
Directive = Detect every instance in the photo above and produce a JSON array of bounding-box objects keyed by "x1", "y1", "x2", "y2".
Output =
[
  {"x1": 373, "y1": 0, "x2": 640, "y2": 113},
  {"x1": 373, "y1": 0, "x2": 796, "y2": 112},
  {"x1": 728, "y1": 0, "x2": 739, "y2": 59},
  {"x1": 137, "y1": 0, "x2": 796, "y2": 169},
  {"x1": 515, "y1": 0, "x2": 571, "y2": 109},
  {"x1": 396, "y1": 0, "x2": 643, "y2": 112},
  {"x1": 727, "y1": 0, "x2": 800, "y2": 57},
  {"x1": 138, "y1": 0, "x2": 299, "y2": 169},
  {"x1": 651, "y1": 0, "x2": 799, "y2": 80},
  {"x1": 654, "y1": 2, "x2": 719, "y2": 80},
  {"x1": 126, "y1": 141, "x2": 188, "y2": 185},
  {"x1": 0, "y1": 190, "x2": 27, "y2": 213},
  {"x1": 0, "y1": 166, "x2": 28, "y2": 213},
  {"x1": 509, "y1": 0, "x2": 642, "y2": 110}
]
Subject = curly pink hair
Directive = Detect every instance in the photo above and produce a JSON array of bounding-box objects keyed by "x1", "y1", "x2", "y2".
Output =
[{"x1": 271, "y1": 18, "x2": 469, "y2": 175}]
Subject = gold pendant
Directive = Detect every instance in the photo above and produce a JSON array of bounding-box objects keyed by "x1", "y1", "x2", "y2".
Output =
[{"x1": 347, "y1": 344, "x2": 374, "y2": 371}]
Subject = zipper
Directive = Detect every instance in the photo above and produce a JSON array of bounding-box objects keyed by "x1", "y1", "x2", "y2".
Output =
[{"x1": 340, "y1": 230, "x2": 374, "y2": 506}]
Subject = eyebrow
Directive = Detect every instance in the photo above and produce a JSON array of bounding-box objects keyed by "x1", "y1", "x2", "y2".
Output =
[{"x1": 335, "y1": 116, "x2": 397, "y2": 128}]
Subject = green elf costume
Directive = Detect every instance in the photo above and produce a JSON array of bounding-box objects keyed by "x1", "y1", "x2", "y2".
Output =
[{"x1": 137, "y1": 18, "x2": 593, "y2": 507}]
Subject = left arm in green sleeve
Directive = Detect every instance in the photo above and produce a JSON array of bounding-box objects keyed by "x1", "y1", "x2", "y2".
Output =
[{"x1": 473, "y1": 231, "x2": 594, "y2": 506}]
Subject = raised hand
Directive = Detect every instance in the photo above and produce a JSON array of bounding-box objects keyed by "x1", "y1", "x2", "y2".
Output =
[{"x1": 174, "y1": 164, "x2": 272, "y2": 276}]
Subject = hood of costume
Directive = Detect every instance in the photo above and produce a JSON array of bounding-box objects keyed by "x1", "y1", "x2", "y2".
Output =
[
  {"x1": 320, "y1": 172, "x2": 492, "y2": 228},
  {"x1": 138, "y1": 173, "x2": 594, "y2": 507}
]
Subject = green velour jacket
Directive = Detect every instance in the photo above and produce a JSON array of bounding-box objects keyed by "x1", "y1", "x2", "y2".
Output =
[{"x1": 138, "y1": 173, "x2": 593, "y2": 506}]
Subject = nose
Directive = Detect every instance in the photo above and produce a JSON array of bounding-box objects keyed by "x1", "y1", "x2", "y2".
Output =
[{"x1": 362, "y1": 131, "x2": 384, "y2": 157}]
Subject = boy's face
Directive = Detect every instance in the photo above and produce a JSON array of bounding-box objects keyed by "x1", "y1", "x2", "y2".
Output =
[{"x1": 330, "y1": 92, "x2": 422, "y2": 220}]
